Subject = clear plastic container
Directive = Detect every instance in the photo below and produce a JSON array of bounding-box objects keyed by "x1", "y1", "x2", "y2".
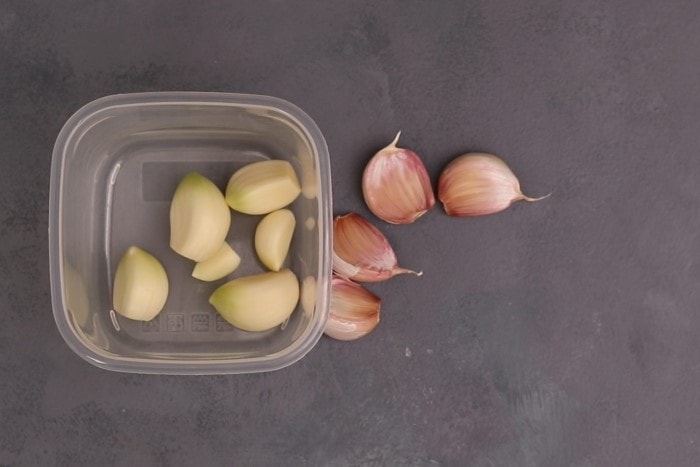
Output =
[{"x1": 48, "y1": 92, "x2": 332, "y2": 374}]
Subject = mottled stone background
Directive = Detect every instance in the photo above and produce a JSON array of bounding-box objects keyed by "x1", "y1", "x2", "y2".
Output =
[{"x1": 2, "y1": 1, "x2": 700, "y2": 466}]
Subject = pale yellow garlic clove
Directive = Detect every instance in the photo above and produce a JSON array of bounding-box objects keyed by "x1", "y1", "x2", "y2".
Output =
[
  {"x1": 192, "y1": 243, "x2": 241, "y2": 281},
  {"x1": 170, "y1": 172, "x2": 231, "y2": 261},
  {"x1": 333, "y1": 212, "x2": 422, "y2": 282},
  {"x1": 438, "y1": 153, "x2": 548, "y2": 217},
  {"x1": 324, "y1": 275, "x2": 381, "y2": 341},
  {"x1": 112, "y1": 246, "x2": 169, "y2": 321},
  {"x1": 209, "y1": 269, "x2": 299, "y2": 332},
  {"x1": 225, "y1": 160, "x2": 301, "y2": 215},
  {"x1": 362, "y1": 132, "x2": 435, "y2": 224},
  {"x1": 255, "y1": 209, "x2": 296, "y2": 271}
]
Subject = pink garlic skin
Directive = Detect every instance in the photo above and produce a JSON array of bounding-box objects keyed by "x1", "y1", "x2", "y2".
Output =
[
  {"x1": 324, "y1": 275, "x2": 381, "y2": 341},
  {"x1": 438, "y1": 153, "x2": 545, "y2": 217},
  {"x1": 362, "y1": 132, "x2": 435, "y2": 224},
  {"x1": 332, "y1": 212, "x2": 421, "y2": 282}
]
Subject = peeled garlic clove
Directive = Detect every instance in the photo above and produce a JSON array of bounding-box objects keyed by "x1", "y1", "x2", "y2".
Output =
[
  {"x1": 438, "y1": 153, "x2": 548, "y2": 217},
  {"x1": 362, "y1": 132, "x2": 435, "y2": 224},
  {"x1": 226, "y1": 160, "x2": 301, "y2": 215},
  {"x1": 170, "y1": 172, "x2": 231, "y2": 261},
  {"x1": 333, "y1": 212, "x2": 421, "y2": 282},
  {"x1": 325, "y1": 275, "x2": 381, "y2": 341},
  {"x1": 255, "y1": 209, "x2": 296, "y2": 272},
  {"x1": 192, "y1": 243, "x2": 241, "y2": 281},
  {"x1": 113, "y1": 246, "x2": 169, "y2": 321},
  {"x1": 209, "y1": 269, "x2": 299, "y2": 332}
]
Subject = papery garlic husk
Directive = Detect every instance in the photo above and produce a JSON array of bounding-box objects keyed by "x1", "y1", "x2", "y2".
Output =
[
  {"x1": 333, "y1": 212, "x2": 422, "y2": 282},
  {"x1": 438, "y1": 153, "x2": 548, "y2": 217},
  {"x1": 325, "y1": 275, "x2": 381, "y2": 341},
  {"x1": 362, "y1": 132, "x2": 435, "y2": 224}
]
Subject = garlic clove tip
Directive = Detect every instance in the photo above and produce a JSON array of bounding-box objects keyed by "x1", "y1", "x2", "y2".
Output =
[
  {"x1": 387, "y1": 131, "x2": 401, "y2": 149},
  {"x1": 521, "y1": 192, "x2": 551, "y2": 203},
  {"x1": 392, "y1": 266, "x2": 423, "y2": 277}
]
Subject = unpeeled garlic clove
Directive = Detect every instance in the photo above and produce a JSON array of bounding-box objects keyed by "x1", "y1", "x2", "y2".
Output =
[
  {"x1": 362, "y1": 132, "x2": 435, "y2": 224},
  {"x1": 325, "y1": 275, "x2": 381, "y2": 341},
  {"x1": 333, "y1": 212, "x2": 422, "y2": 282},
  {"x1": 438, "y1": 153, "x2": 548, "y2": 217}
]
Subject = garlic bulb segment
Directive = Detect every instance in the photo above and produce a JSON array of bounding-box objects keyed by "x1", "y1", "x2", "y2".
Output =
[
  {"x1": 325, "y1": 275, "x2": 381, "y2": 341},
  {"x1": 170, "y1": 172, "x2": 231, "y2": 261},
  {"x1": 192, "y1": 243, "x2": 241, "y2": 281},
  {"x1": 438, "y1": 153, "x2": 548, "y2": 217},
  {"x1": 209, "y1": 269, "x2": 300, "y2": 332},
  {"x1": 225, "y1": 160, "x2": 301, "y2": 215},
  {"x1": 255, "y1": 209, "x2": 296, "y2": 272},
  {"x1": 333, "y1": 212, "x2": 422, "y2": 282},
  {"x1": 362, "y1": 132, "x2": 435, "y2": 224},
  {"x1": 112, "y1": 246, "x2": 169, "y2": 321}
]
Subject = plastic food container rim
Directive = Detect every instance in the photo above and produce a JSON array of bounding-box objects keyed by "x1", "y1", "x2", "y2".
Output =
[{"x1": 48, "y1": 91, "x2": 332, "y2": 375}]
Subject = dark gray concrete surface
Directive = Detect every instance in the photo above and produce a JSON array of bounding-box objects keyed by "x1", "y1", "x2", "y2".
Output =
[{"x1": 2, "y1": 0, "x2": 700, "y2": 465}]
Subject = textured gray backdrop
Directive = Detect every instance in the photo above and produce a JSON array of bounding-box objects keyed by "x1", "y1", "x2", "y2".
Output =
[{"x1": 2, "y1": 1, "x2": 700, "y2": 466}]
